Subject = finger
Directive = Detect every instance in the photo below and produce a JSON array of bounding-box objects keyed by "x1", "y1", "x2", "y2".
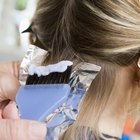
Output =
[
  {"x1": 0, "y1": 61, "x2": 20, "y2": 78},
  {"x1": 2, "y1": 101, "x2": 20, "y2": 119},
  {"x1": 0, "y1": 73, "x2": 20, "y2": 101},
  {"x1": 0, "y1": 110, "x2": 2, "y2": 119},
  {"x1": 0, "y1": 119, "x2": 46, "y2": 140},
  {"x1": 0, "y1": 99, "x2": 10, "y2": 110}
]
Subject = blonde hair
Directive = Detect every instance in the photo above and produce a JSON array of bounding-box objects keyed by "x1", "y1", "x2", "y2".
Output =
[{"x1": 31, "y1": 0, "x2": 140, "y2": 139}]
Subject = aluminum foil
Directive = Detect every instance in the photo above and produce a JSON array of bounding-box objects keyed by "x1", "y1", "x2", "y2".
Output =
[
  {"x1": 19, "y1": 45, "x2": 101, "y2": 140},
  {"x1": 19, "y1": 44, "x2": 47, "y2": 85}
]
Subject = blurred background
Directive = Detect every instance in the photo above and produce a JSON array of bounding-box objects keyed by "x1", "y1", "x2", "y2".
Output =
[{"x1": 0, "y1": 0, "x2": 36, "y2": 61}]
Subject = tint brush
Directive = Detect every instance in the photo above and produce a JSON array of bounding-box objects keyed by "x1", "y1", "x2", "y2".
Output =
[{"x1": 16, "y1": 61, "x2": 73, "y2": 121}]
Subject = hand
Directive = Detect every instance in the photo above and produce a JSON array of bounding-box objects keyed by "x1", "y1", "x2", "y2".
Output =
[
  {"x1": 0, "y1": 61, "x2": 20, "y2": 107},
  {"x1": 0, "y1": 61, "x2": 46, "y2": 140}
]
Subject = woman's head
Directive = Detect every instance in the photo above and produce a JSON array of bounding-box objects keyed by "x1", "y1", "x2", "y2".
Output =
[
  {"x1": 32, "y1": 0, "x2": 140, "y2": 66},
  {"x1": 30, "y1": 0, "x2": 140, "y2": 139}
]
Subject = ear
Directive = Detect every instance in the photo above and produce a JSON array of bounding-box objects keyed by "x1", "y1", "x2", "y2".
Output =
[{"x1": 137, "y1": 57, "x2": 140, "y2": 68}]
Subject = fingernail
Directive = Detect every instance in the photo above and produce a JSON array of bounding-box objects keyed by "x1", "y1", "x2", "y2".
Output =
[
  {"x1": 9, "y1": 101, "x2": 18, "y2": 109},
  {"x1": 9, "y1": 101, "x2": 16, "y2": 104},
  {"x1": 30, "y1": 123, "x2": 46, "y2": 139},
  {"x1": 9, "y1": 101, "x2": 18, "y2": 108}
]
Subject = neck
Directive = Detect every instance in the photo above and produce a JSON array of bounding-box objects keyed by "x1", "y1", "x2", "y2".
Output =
[
  {"x1": 99, "y1": 64, "x2": 140, "y2": 137},
  {"x1": 107, "y1": 65, "x2": 139, "y2": 116}
]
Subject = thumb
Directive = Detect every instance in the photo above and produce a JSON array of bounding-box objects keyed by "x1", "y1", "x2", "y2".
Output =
[
  {"x1": 0, "y1": 61, "x2": 20, "y2": 78},
  {"x1": 0, "y1": 72, "x2": 20, "y2": 101},
  {"x1": 0, "y1": 119, "x2": 46, "y2": 140}
]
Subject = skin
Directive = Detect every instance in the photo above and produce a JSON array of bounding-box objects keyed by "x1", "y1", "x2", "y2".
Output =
[
  {"x1": 99, "y1": 61, "x2": 140, "y2": 139},
  {"x1": 1, "y1": 61, "x2": 140, "y2": 140},
  {"x1": 0, "y1": 62, "x2": 46, "y2": 140}
]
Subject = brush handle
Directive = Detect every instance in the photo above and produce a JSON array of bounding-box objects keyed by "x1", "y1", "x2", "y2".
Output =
[{"x1": 16, "y1": 84, "x2": 71, "y2": 121}]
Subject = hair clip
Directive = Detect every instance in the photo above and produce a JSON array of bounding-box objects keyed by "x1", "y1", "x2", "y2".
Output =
[{"x1": 22, "y1": 23, "x2": 33, "y2": 33}]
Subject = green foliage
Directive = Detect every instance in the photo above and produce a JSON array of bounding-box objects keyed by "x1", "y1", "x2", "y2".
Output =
[{"x1": 15, "y1": 0, "x2": 27, "y2": 10}]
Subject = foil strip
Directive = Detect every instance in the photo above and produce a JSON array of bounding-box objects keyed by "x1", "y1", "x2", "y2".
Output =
[
  {"x1": 19, "y1": 45, "x2": 101, "y2": 140},
  {"x1": 19, "y1": 44, "x2": 47, "y2": 85},
  {"x1": 45, "y1": 63, "x2": 101, "y2": 140}
]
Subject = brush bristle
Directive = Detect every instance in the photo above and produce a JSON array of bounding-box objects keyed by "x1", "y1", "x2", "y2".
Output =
[{"x1": 26, "y1": 66, "x2": 72, "y2": 85}]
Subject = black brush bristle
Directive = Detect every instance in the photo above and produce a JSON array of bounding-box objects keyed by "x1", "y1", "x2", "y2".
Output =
[
  {"x1": 26, "y1": 74, "x2": 38, "y2": 85},
  {"x1": 26, "y1": 66, "x2": 72, "y2": 85}
]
